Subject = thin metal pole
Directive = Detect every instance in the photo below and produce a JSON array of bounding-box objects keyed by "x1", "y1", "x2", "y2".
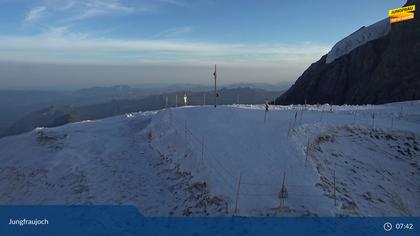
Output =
[
  {"x1": 282, "y1": 172, "x2": 286, "y2": 188},
  {"x1": 185, "y1": 120, "x2": 187, "y2": 139},
  {"x1": 391, "y1": 116, "x2": 394, "y2": 129},
  {"x1": 353, "y1": 112, "x2": 356, "y2": 125},
  {"x1": 333, "y1": 170, "x2": 337, "y2": 206},
  {"x1": 305, "y1": 138, "x2": 309, "y2": 167},
  {"x1": 281, "y1": 172, "x2": 286, "y2": 208},
  {"x1": 287, "y1": 118, "x2": 292, "y2": 137},
  {"x1": 214, "y1": 64, "x2": 217, "y2": 108},
  {"x1": 264, "y1": 111, "x2": 267, "y2": 124},
  {"x1": 201, "y1": 136, "x2": 204, "y2": 162},
  {"x1": 299, "y1": 110, "x2": 303, "y2": 125},
  {"x1": 234, "y1": 172, "x2": 242, "y2": 215},
  {"x1": 372, "y1": 113, "x2": 375, "y2": 128}
]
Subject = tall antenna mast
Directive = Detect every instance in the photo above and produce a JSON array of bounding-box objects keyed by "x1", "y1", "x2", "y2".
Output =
[{"x1": 213, "y1": 64, "x2": 217, "y2": 108}]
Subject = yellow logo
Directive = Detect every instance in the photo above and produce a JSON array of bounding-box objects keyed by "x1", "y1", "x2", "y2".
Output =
[{"x1": 388, "y1": 5, "x2": 415, "y2": 23}]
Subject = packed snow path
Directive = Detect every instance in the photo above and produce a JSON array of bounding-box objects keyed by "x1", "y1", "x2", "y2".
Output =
[{"x1": 0, "y1": 101, "x2": 419, "y2": 216}]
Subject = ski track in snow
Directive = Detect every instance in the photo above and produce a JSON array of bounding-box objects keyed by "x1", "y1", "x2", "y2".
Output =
[{"x1": 0, "y1": 101, "x2": 419, "y2": 216}]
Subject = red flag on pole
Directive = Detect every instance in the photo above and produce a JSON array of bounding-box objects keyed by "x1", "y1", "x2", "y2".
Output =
[
  {"x1": 213, "y1": 64, "x2": 217, "y2": 80},
  {"x1": 213, "y1": 64, "x2": 218, "y2": 107}
]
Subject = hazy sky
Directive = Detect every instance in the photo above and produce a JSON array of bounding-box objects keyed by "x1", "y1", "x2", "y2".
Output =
[{"x1": 0, "y1": 0, "x2": 405, "y2": 89}]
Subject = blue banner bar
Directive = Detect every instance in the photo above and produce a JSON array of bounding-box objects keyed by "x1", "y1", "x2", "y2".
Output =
[{"x1": 0, "y1": 206, "x2": 418, "y2": 236}]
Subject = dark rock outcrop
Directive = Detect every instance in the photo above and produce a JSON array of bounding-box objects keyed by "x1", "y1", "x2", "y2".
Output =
[{"x1": 275, "y1": 0, "x2": 419, "y2": 105}]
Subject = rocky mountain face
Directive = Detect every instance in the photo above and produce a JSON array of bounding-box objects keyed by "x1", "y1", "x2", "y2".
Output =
[{"x1": 275, "y1": 0, "x2": 419, "y2": 105}]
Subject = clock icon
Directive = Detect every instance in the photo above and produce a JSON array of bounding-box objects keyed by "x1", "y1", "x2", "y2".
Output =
[{"x1": 384, "y1": 222, "x2": 393, "y2": 231}]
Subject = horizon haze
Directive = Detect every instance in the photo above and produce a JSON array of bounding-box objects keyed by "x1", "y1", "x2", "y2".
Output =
[{"x1": 0, "y1": 0, "x2": 404, "y2": 89}]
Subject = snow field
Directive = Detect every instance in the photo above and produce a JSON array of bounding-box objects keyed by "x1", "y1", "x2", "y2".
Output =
[
  {"x1": 0, "y1": 101, "x2": 418, "y2": 216},
  {"x1": 147, "y1": 102, "x2": 419, "y2": 215}
]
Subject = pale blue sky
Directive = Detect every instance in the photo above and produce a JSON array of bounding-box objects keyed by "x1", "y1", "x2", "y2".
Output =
[{"x1": 0, "y1": 0, "x2": 405, "y2": 89}]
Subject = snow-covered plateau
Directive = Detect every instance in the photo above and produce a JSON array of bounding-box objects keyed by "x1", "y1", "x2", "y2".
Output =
[{"x1": 0, "y1": 101, "x2": 419, "y2": 216}]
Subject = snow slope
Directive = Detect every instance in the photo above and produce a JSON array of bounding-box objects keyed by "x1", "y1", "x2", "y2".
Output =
[
  {"x1": 0, "y1": 111, "x2": 227, "y2": 216},
  {"x1": 0, "y1": 101, "x2": 419, "y2": 216},
  {"x1": 326, "y1": 18, "x2": 391, "y2": 64}
]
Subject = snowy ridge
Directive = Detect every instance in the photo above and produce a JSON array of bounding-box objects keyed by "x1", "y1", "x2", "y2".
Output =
[
  {"x1": 0, "y1": 101, "x2": 419, "y2": 216},
  {"x1": 326, "y1": 18, "x2": 390, "y2": 64}
]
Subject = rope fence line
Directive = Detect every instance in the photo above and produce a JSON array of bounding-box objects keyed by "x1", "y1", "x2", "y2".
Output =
[
  {"x1": 241, "y1": 182, "x2": 317, "y2": 188},
  {"x1": 151, "y1": 108, "x2": 340, "y2": 212},
  {"x1": 157, "y1": 109, "x2": 238, "y2": 191},
  {"x1": 174, "y1": 109, "x2": 284, "y2": 176},
  {"x1": 164, "y1": 118, "x2": 234, "y2": 178},
  {"x1": 239, "y1": 192, "x2": 328, "y2": 198},
  {"x1": 170, "y1": 110, "x2": 237, "y2": 177},
  {"x1": 285, "y1": 106, "x2": 406, "y2": 135},
  {"x1": 156, "y1": 107, "x2": 404, "y2": 211},
  {"x1": 170, "y1": 109, "x2": 289, "y2": 184},
  {"x1": 167, "y1": 110, "x2": 289, "y2": 196},
  {"x1": 240, "y1": 181, "x2": 329, "y2": 198},
  {"x1": 144, "y1": 104, "x2": 413, "y2": 214},
  {"x1": 156, "y1": 122, "x2": 237, "y2": 190}
]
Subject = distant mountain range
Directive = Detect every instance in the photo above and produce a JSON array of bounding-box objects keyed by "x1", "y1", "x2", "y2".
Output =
[
  {"x1": 0, "y1": 85, "x2": 152, "y2": 135},
  {"x1": 1, "y1": 87, "x2": 282, "y2": 138},
  {"x1": 275, "y1": 0, "x2": 419, "y2": 105}
]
